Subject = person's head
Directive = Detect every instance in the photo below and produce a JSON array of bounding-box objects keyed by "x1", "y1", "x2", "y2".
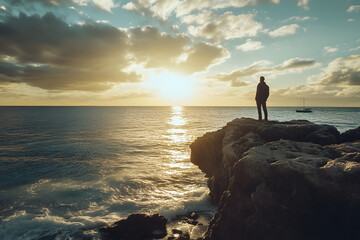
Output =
[{"x1": 260, "y1": 76, "x2": 265, "y2": 83}]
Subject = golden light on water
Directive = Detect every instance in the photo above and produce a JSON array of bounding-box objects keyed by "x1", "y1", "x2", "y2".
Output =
[
  {"x1": 172, "y1": 106, "x2": 183, "y2": 113},
  {"x1": 167, "y1": 128, "x2": 186, "y2": 134},
  {"x1": 163, "y1": 106, "x2": 192, "y2": 176},
  {"x1": 168, "y1": 106, "x2": 186, "y2": 126},
  {"x1": 167, "y1": 106, "x2": 187, "y2": 143}
]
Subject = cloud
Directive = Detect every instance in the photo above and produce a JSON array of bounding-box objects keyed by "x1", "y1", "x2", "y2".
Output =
[
  {"x1": 0, "y1": 12, "x2": 227, "y2": 91},
  {"x1": 178, "y1": 43, "x2": 230, "y2": 74},
  {"x1": 122, "y1": 0, "x2": 280, "y2": 20},
  {"x1": 149, "y1": 0, "x2": 181, "y2": 20},
  {"x1": 316, "y1": 54, "x2": 360, "y2": 86},
  {"x1": 180, "y1": 10, "x2": 213, "y2": 25},
  {"x1": 123, "y1": 0, "x2": 173, "y2": 20},
  {"x1": 187, "y1": 11, "x2": 262, "y2": 43},
  {"x1": 174, "y1": 0, "x2": 279, "y2": 17},
  {"x1": 347, "y1": 5, "x2": 360, "y2": 13},
  {"x1": 269, "y1": 84, "x2": 360, "y2": 106},
  {"x1": 128, "y1": 26, "x2": 229, "y2": 74},
  {"x1": 0, "y1": 12, "x2": 135, "y2": 91},
  {"x1": 210, "y1": 58, "x2": 317, "y2": 86},
  {"x1": 9, "y1": 0, "x2": 72, "y2": 7},
  {"x1": 129, "y1": 26, "x2": 190, "y2": 69},
  {"x1": 269, "y1": 85, "x2": 338, "y2": 100},
  {"x1": 284, "y1": 16, "x2": 314, "y2": 22},
  {"x1": 324, "y1": 46, "x2": 339, "y2": 53},
  {"x1": 96, "y1": 19, "x2": 110, "y2": 24},
  {"x1": 349, "y1": 46, "x2": 360, "y2": 52},
  {"x1": 92, "y1": 0, "x2": 117, "y2": 12},
  {"x1": 123, "y1": 0, "x2": 181, "y2": 21},
  {"x1": 269, "y1": 24, "x2": 299, "y2": 37},
  {"x1": 297, "y1": 0, "x2": 309, "y2": 10},
  {"x1": 5, "y1": 0, "x2": 118, "y2": 12},
  {"x1": 267, "y1": 83, "x2": 360, "y2": 107},
  {"x1": 236, "y1": 39, "x2": 264, "y2": 52}
]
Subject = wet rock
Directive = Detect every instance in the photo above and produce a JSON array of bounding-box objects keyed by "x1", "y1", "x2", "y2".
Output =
[
  {"x1": 168, "y1": 229, "x2": 190, "y2": 240},
  {"x1": 99, "y1": 213, "x2": 167, "y2": 240},
  {"x1": 179, "y1": 212, "x2": 200, "y2": 225},
  {"x1": 190, "y1": 118, "x2": 360, "y2": 240}
]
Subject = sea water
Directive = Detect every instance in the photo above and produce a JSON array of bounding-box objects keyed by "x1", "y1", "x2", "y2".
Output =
[{"x1": 1, "y1": 106, "x2": 359, "y2": 239}]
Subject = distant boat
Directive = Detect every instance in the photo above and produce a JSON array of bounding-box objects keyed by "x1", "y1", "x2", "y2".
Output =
[{"x1": 296, "y1": 98, "x2": 312, "y2": 113}]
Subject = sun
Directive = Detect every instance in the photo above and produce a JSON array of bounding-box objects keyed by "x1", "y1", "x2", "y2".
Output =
[{"x1": 147, "y1": 71, "x2": 193, "y2": 102}]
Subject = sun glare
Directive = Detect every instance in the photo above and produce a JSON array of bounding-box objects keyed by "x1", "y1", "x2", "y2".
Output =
[{"x1": 148, "y1": 71, "x2": 193, "y2": 102}]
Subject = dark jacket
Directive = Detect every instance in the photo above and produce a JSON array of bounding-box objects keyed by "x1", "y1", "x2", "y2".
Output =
[{"x1": 255, "y1": 82, "x2": 269, "y2": 102}]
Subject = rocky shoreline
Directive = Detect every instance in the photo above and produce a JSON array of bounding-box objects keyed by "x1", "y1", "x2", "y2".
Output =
[
  {"x1": 190, "y1": 118, "x2": 360, "y2": 240},
  {"x1": 100, "y1": 118, "x2": 360, "y2": 240}
]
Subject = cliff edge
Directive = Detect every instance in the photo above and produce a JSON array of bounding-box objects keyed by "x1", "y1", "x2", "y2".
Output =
[{"x1": 190, "y1": 118, "x2": 360, "y2": 240}]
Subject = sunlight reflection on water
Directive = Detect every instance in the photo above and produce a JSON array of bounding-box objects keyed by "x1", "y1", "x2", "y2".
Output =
[
  {"x1": 168, "y1": 106, "x2": 187, "y2": 126},
  {"x1": 162, "y1": 106, "x2": 192, "y2": 177}
]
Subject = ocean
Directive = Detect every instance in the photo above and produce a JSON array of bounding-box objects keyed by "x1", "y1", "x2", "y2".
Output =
[{"x1": 1, "y1": 106, "x2": 359, "y2": 239}]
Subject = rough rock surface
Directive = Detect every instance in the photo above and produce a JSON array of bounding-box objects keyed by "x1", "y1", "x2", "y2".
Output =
[
  {"x1": 99, "y1": 213, "x2": 167, "y2": 239},
  {"x1": 341, "y1": 126, "x2": 360, "y2": 142},
  {"x1": 190, "y1": 118, "x2": 360, "y2": 240}
]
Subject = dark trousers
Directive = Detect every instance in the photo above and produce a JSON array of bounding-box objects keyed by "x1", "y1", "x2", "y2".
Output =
[{"x1": 256, "y1": 101, "x2": 268, "y2": 120}]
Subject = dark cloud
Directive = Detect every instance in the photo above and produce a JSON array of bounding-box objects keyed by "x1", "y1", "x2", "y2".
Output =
[
  {"x1": 0, "y1": 12, "x2": 228, "y2": 91},
  {"x1": 128, "y1": 26, "x2": 229, "y2": 74},
  {"x1": 278, "y1": 58, "x2": 316, "y2": 70},
  {"x1": 317, "y1": 54, "x2": 360, "y2": 86},
  {"x1": 9, "y1": 0, "x2": 73, "y2": 7},
  {"x1": 0, "y1": 12, "x2": 128, "y2": 66},
  {"x1": 3, "y1": 0, "x2": 117, "y2": 12},
  {"x1": 0, "y1": 63, "x2": 140, "y2": 91},
  {"x1": 178, "y1": 42, "x2": 230, "y2": 74},
  {"x1": 0, "y1": 12, "x2": 137, "y2": 91},
  {"x1": 129, "y1": 26, "x2": 190, "y2": 69},
  {"x1": 320, "y1": 69, "x2": 360, "y2": 86},
  {"x1": 211, "y1": 58, "x2": 317, "y2": 86}
]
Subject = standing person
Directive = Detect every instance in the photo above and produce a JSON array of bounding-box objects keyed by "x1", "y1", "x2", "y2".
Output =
[{"x1": 255, "y1": 76, "x2": 269, "y2": 121}]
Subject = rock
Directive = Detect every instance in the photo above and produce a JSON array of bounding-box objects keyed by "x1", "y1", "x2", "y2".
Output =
[
  {"x1": 99, "y1": 213, "x2": 167, "y2": 240},
  {"x1": 178, "y1": 212, "x2": 200, "y2": 225},
  {"x1": 189, "y1": 212, "x2": 198, "y2": 220},
  {"x1": 168, "y1": 229, "x2": 190, "y2": 240},
  {"x1": 172, "y1": 229, "x2": 183, "y2": 235},
  {"x1": 340, "y1": 126, "x2": 360, "y2": 142},
  {"x1": 190, "y1": 118, "x2": 360, "y2": 240},
  {"x1": 190, "y1": 118, "x2": 341, "y2": 204}
]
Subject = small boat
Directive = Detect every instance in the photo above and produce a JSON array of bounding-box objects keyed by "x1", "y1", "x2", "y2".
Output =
[
  {"x1": 296, "y1": 98, "x2": 312, "y2": 113},
  {"x1": 296, "y1": 108, "x2": 312, "y2": 113}
]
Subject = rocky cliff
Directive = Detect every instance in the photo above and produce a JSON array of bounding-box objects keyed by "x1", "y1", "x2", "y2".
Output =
[{"x1": 190, "y1": 118, "x2": 360, "y2": 240}]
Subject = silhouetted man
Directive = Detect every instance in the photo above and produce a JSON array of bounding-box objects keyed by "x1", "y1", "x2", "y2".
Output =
[{"x1": 255, "y1": 76, "x2": 269, "y2": 121}]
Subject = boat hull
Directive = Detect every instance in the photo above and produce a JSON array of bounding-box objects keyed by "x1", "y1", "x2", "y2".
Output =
[{"x1": 296, "y1": 110, "x2": 312, "y2": 113}]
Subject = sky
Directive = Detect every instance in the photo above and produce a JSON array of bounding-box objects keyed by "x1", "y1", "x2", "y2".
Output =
[{"x1": 0, "y1": 0, "x2": 359, "y2": 106}]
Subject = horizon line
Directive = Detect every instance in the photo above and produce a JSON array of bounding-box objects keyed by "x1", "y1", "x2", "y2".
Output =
[{"x1": 1, "y1": 105, "x2": 360, "y2": 108}]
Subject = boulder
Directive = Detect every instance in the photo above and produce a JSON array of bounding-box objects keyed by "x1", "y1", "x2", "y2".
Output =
[
  {"x1": 340, "y1": 126, "x2": 360, "y2": 142},
  {"x1": 179, "y1": 212, "x2": 200, "y2": 225},
  {"x1": 190, "y1": 118, "x2": 341, "y2": 203},
  {"x1": 99, "y1": 213, "x2": 167, "y2": 240},
  {"x1": 190, "y1": 118, "x2": 360, "y2": 240},
  {"x1": 168, "y1": 229, "x2": 191, "y2": 240}
]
